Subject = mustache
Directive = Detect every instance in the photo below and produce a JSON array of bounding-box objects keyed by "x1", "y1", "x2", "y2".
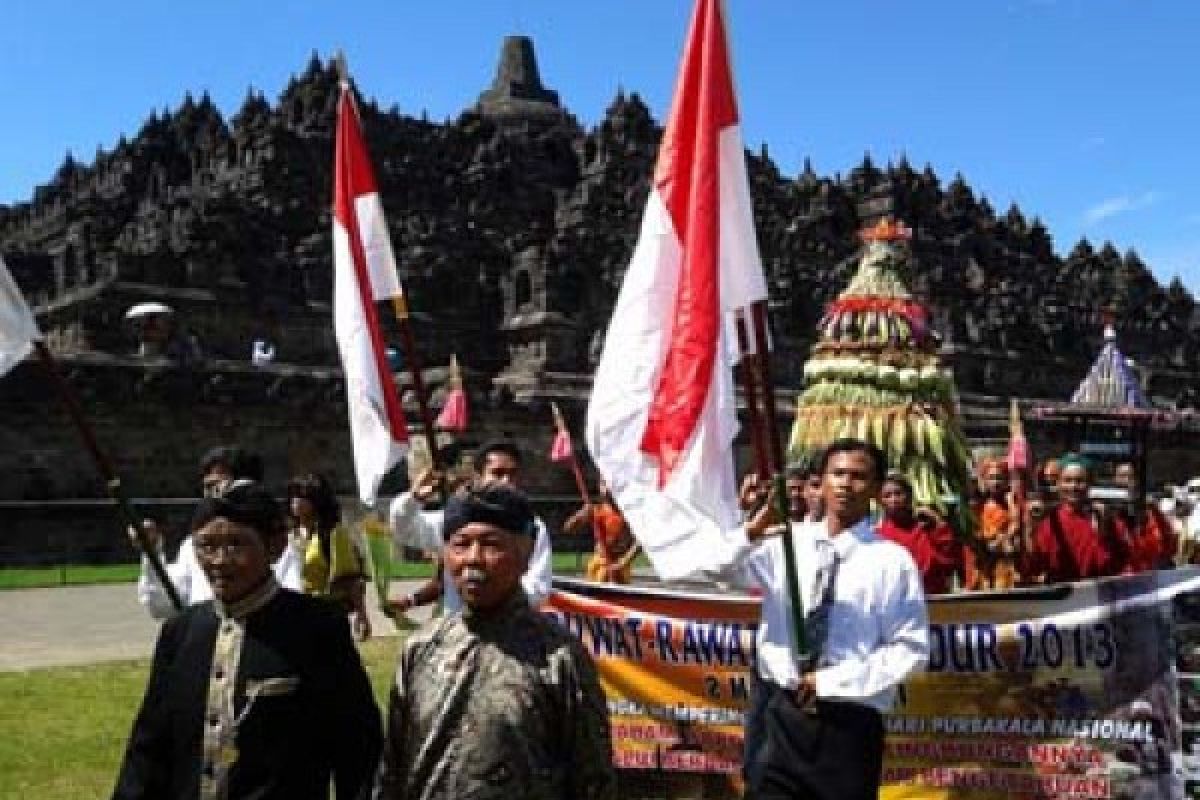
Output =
[{"x1": 461, "y1": 567, "x2": 489, "y2": 583}]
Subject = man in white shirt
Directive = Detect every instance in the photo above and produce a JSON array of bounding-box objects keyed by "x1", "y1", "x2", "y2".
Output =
[
  {"x1": 713, "y1": 438, "x2": 928, "y2": 800},
  {"x1": 388, "y1": 440, "x2": 553, "y2": 613},
  {"x1": 136, "y1": 446, "x2": 302, "y2": 619}
]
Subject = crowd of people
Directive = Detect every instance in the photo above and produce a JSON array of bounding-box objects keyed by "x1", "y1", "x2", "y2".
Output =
[
  {"x1": 741, "y1": 452, "x2": 1200, "y2": 600},
  {"x1": 111, "y1": 435, "x2": 1200, "y2": 799},
  {"x1": 876, "y1": 455, "x2": 1197, "y2": 595}
]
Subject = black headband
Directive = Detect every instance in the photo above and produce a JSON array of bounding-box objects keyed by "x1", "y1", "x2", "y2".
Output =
[
  {"x1": 443, "y1": 486, "x2": 536, "y2": 540},
  {"x1": 191, "y1": 481, "x2": 284, "y2": 539}
]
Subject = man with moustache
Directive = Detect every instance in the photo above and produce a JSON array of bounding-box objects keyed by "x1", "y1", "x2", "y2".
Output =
[
  {"x1": 373, "y1": 485, "x2": 615, "y2": 800},
  {"x1": 388, "y1": 440, "x2": 553, "y2": 611}
]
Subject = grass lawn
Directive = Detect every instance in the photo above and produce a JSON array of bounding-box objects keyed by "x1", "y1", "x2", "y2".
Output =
[
  {"x1": 0, "y1": 634, "x2": 705, "y2": 800},
  {"x1": 0, "y1": 637, "x2": 406, "y2": 800},
  {"x1": 0, "y1": 564, "x2": 142, "y2": 590}
]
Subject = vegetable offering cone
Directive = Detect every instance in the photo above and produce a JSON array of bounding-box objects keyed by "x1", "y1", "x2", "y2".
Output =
[{"x1": 789, "y1": 219, "x2": 974, "y2": 532}]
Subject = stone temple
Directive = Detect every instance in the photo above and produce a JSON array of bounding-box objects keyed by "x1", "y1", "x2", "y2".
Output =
[{"x1": 1, "y1": 37, "x2": 1198, "y2": 563}]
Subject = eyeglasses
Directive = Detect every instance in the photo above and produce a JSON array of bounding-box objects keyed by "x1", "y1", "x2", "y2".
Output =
[{"x1": 193, "y1": 539, "x2": 257, "y2": 558}]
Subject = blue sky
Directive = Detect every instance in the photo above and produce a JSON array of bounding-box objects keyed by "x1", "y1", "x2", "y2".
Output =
[{"x1": 3, "y1": 0, "x2": 1199, "y2": 292}]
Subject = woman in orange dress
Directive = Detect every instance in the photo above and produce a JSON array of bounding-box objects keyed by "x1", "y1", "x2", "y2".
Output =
[
  {"x1": 563, "y1": 480, "x2": 640, "y2": 584},
  {"x1": 971, "y1": 459, "x2": 1024, "y2": 589}
]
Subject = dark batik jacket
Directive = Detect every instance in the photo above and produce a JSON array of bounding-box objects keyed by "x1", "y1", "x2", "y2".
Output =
[
  {"x1": 373, "y1": 590, "x2": 616, "y2": 800},
  {"x1": 112, "y1": 577, "x2": 382, "y2": 800}
]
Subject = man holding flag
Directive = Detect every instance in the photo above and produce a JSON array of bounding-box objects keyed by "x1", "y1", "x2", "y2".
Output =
[{"x1": 585, "y1": 2, "x2": 927, "y2": 797}]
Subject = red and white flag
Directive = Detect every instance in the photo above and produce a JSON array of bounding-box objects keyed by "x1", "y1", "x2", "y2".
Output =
[
  {"x1": 0, "y1": 256, "x2": 40, "y2": 378},
  {"x1": 333, "y1": 85, "x2": 410, "y2": 504},
  {"x1": 586, "y1": 0, "x2": 767, "y2": 580}
]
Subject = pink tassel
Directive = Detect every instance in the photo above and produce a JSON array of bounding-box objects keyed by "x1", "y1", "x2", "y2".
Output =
[
  {"x1": 435, "y1": 388, "x2": 469, "y2": 432},
  {"x1": 550, "y1": 428, "x2": 573, "y2": 462},
  {"x1": 1006, "y1": 434, "x2": 1029, "y2": 472}
]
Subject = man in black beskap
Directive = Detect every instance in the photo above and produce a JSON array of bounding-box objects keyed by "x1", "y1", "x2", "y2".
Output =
[{"x1": 112, "y1": 482, "x2": 381, "y2": 800}]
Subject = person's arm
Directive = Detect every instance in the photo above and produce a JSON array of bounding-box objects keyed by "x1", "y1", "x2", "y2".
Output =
[
  {"x1": 111, "y1": 615, "x2": 185, "y2": 798},
  {"x1": 391, "y1": 561, "x2": 444, "y2": 615},
  {"x1": 814, "y1": 556, "x2": 929, "y2": 701},
  {"x1": 1024, "y1": 517, "x2": 1058, "y2": 584},
  {"x1": 561, "y1": 644, "x2": 618, "y2": 800},
  {"x1": 321, "y1": 611, "x2": 383, "y2": 800},
  {"x1": 270, "y1": 537, "x2": 304, "y2": 592},
  {"x1": 388, "y1": 492, "x2": 446, "y2": 553},
  {"x1": 613, "y1": 542, "x2": 642, "y2": 574},
  {"x1": 562, "y1": 505, "x2": 593, "y2": 535},
  {"x1": 521, "y1": 519, "x2": 555, "y2": 608},
  {"x1": 136, "y1": 533, "x2": 192, "y2": 620}
]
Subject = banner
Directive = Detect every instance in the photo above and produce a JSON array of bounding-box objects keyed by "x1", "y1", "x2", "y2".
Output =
[{"x1": 547, "y1": 569, "x2": 1200, "y2": 799}]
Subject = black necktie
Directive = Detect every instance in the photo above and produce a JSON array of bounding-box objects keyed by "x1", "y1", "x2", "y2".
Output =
[{"x1": 804, "y1": 540, "x2": 839, "y2": 667}]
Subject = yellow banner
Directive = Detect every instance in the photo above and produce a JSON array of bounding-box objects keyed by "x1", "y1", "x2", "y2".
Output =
[{"x1": 547, "y1": 569, "x2": 1200, "y2": 799}]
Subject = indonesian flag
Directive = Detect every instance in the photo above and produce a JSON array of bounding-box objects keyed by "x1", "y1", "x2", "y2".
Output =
[
  {"x1": 0, "y1": 256, "x2": 40, "y2": 378},
  {"x1": 586, "y1": 0, "x2": 767, "y2": 580},
  {"x1": 333, "y1": 85, "x2": 410, "y2": 504}
]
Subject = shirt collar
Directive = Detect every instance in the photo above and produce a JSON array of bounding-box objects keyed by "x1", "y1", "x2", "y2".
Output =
[
  {"x1": 462, "y1": 587, "x2": 531, "y2": 629},
  {"x1": 215, "y1": 574, "x2": 279, "y2": 620},
  {"x1": 812, "y1": 515, "x2": 875, "y2": 559}
]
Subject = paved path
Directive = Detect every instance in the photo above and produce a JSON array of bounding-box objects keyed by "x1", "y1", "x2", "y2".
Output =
[{"x1": 0, "y1": 580, "x2": 433, "y2": 672}]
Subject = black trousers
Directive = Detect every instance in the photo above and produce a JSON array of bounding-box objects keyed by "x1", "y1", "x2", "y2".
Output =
[
  {"x1": 742, "y1": 669, "x2": 771, "y2": 788},
  {"x1": 748, "y1": 681, "x2": 884, "y2": 800}
]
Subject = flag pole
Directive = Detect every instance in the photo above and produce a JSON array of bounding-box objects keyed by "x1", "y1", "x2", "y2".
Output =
[
  {"x1": 32, "y1": 342, "x2": 183, "y2": 611},
  {"x1": 750, "y1": 300, "x2": 810, "y2": 659},
  {"x1": 335, "y1": 52, "x2": 442, "y2": 475},
  {"x1": 552, "y1": 402, "x2": 592, "y2": 506},
  {"x1": 735, "y1": 309, "x2": 770, "y2": 480},
  {"x1": 389, "y1": 294, "x2": 443, "y2": 473}
]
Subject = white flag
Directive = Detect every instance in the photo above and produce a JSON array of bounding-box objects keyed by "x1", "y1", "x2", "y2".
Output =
[
  {"x1": 0, "y1": 257, "x2": 41, "y2": 377},
  {"x1": 333, "y1": 86, "x2": 410, "y2": 505},
  {"x1": 586, "y1": 0, "x2": 768, "y2": 580}
]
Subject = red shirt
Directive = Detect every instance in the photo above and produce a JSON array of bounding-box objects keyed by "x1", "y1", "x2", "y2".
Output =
[
  {"x1": 879, "y1": 516, "x2": 959, "y2": 595},
  {"x1": 1123, "y1": 507, "x2": 1177, "y2": 573},
  {"x1": 1031, "y1": 504, "x2": 1130, "y2": 584}
]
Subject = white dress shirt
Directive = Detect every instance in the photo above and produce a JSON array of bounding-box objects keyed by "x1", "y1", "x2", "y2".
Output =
[
  {"x1": 137, "y1": 535, "x2": 305, "y2": 620},
  {"x1": 706, "y1": 516, "x2": 928, "y2": 713},
  {"x1": 387, "y1": 492, "x2": 553, "y2": 613}
]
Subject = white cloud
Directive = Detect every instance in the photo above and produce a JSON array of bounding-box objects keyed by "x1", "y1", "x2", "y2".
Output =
[
  {"x1": 1081, "y1": 135, "x2": 1106, "y2": 150},
  {"x1": 1082, "y1": 191, "x2": 1160, "y2": 226}
]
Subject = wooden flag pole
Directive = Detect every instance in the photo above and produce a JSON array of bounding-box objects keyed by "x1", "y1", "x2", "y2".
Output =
[
  {"x1": 750, "y1": 300, "x2": 810, "y2": 660},
  {"x1": 390, "y1": 295, "x2": 443, "y2": 474},
  {"x1": 735, "y1": 309, "x2": 771, "y2": 481},
  {"x1": 335, "y1": 52, "x2": 442, "y2": 474},
  {"x1": 32, "y1": 342, "x2": 183, "y2": 611}
]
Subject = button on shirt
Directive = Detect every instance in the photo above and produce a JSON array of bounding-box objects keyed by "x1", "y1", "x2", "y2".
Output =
[
  {"x1": 713, "y1": 517, "x2": 929, "y2": 713},
  {"x1": 388, "y1": 493, "x2": 554, "y2": 612}
]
